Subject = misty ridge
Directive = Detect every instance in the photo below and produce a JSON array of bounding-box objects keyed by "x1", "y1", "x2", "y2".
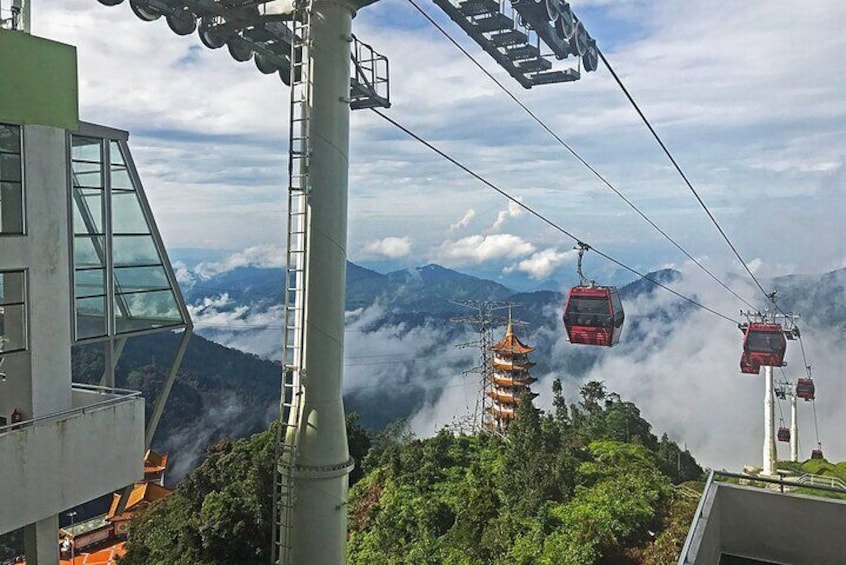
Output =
[
  {"x1": 167, "y1": 254, "x2": 845, "y2": 471},
  {"x1": 74, "y1": 255, "x2": 846, "y2": 481}
]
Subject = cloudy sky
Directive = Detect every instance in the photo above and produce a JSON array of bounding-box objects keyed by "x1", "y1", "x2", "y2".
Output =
[
  {"x1": 29, "y1": 0, "x2": 846, "y2": 469},
  {"x1": 35, "y1": 0, "x2": 846, "y2": 289}
]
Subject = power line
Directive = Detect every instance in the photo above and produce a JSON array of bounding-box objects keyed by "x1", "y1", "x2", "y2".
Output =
[
  {"x1": 406, "y1": 0, "x2": 757, "y2": 312},
  {"x1": 596, "y1": 49, "x2": 772, "y2": 305},
  {"x1": 370, "y1": 107, "x2": 740, "y2": 325}
]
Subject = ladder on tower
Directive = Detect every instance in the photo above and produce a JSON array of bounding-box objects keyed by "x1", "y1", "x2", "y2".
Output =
[{"x1": 271, "y1": 4, "x2": 312, "y2": 565}]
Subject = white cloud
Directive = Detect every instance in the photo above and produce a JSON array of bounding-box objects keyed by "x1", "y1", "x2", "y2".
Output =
[
  {"x1": 173, "y1": 260, "x2": 195, "y2": 286},
  {"x1": 37, "y1": 1, "x2": 846, "y2": 278},
  {"x1": 508, "y1": 247, "x2": 578, "y2": 280},
  {"x1": 363, "y1": 236, "x2": 412, "y2": 259},
  {"x1": 434, "y1": 233, "x2": 536, "y2": 265},
  {"x1": 490, "y1": 200, "x2": 524, "y2": 231},
  {"x1": 449, "y1": 209, "x2": 477, "y2": 231},
  {"x1": 194, "y1": 245, "x2": 286, "y2": 278}
]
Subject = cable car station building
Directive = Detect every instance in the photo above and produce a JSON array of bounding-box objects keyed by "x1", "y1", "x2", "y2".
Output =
[{"x1": 0, "y1": 28, "x2": 189, "y2": 565}]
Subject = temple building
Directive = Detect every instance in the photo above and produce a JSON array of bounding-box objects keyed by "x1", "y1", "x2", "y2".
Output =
[
  {"x1": 53, "y1": 450, "x2": 172, "y2": 565},
  {"x1": 486, "y1": 314, "x2": 538, "y2": 433}
]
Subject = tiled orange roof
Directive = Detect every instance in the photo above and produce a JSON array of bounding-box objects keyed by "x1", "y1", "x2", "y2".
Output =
[
  {"x1": 107, "y1": 482, "x2": 172, "y2": 519},
  {"x1": 64, "y1": 541, "x2": 126, "y2": 565},
  {"x1": 144, "y1": 449, "x2": 168, "y2": 474},
  {"x1": 490, "y1": 320, "x2": 535, "y2": 354},
  {"x1": 491, "y1": 359, "x2": 536, "y2": 371},
  {"x1": 22, "y1": 542, "x2": 126, "y2": 565}
]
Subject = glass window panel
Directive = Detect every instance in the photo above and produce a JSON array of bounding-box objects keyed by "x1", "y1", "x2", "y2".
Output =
[
  {"x1": 71, "y1": 159, "x2": 102, "y2": 175},
  {"x1": 0, "y1": 153, "x2": 22, "y2": 182},
  {"x1": 0, "y1": 304, "x2": 26, "y2": 352},
  {"x1": 0, "y1": 182, "x2": 24, "y2": 235},
  {"x1": 113, "y1": 234, "x2": 161, "y2": 266},
  {"x1": 0, "y1": 124, "x2": 21, "y2": 154},
  {"x1": 72, "y1": 187, "x2": 105, "y2": 235},
  {"x1": 0, "y1": 271, "x2": 25, "y2": 305},
  {"x1": 115, "y1": 289, "x2": 183, "y2": 334},
  {"x1": 74, "y1": 235, "x2": 106, "y2": 268},
  {"x1": 112, "y1": 191, "x2": 150, "y2": 234},
  {"x1": 76, "y1": 296, "x2": 107, "y2": 339},
  {"x1": 71, "y1": 136, "x2": 102, "y2": 162},
  {"x1": 110, "y1": 167, "x2": 133, "y2": 190},
  {"x1": 72, "y1": 169, "x2": 103, "y2": 189},
  {"x1": 110, "y1": 141, "x2": 125, "y2": 165},
  {"x1": 114, "y1": 265, "x2": 170, "y2": 293},
  {"x1": 75, "y1": 268, "x2": 105, "y2": 299}
]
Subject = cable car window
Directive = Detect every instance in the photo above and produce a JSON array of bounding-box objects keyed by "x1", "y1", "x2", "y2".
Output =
[
  {"x1": 610, "y1": 290, "x2": 623, "y2": 315},
  {"x1": 745, "y1": 331, "x2": 784, "y2": 353},
  {"x1": 609, "y1": 290, "x2": 624, "y2": 326},
  {"x1": 567, "y1": 297, "x2": 612, "y2": 327}
]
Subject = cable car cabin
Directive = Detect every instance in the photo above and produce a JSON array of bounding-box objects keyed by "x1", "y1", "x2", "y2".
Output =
[
  {"x1": 741, "y1": 323, "x2": 787, "y2": 370},
  {"x1": 777, "y1": 427, "x2": 791, "y2": 443},
  {"x1": 796, "y1": 377, "x2": 815, "y2": 401},
  {"x1": 811, "y1": 448, "x2": 824, "y2": 460},
  {"x1": 562, "y1": 286, "x2": 624, "y2": 347}
]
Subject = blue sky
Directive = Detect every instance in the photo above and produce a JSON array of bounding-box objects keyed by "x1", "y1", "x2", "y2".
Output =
[{"x1": 38, "y1": 0, "x2": 846, "y2": 291}]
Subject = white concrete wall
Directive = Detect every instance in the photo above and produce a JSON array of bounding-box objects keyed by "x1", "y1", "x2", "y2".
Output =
[
  {"x1": 0, "y1": 390, "x2": 144, "y2": 535},
  {"x1": 0, "y1": 124, "x2": 72, "y2": 421},
  {"x1": 685, "y1": 481, "x2": 846, "y2": 565}
]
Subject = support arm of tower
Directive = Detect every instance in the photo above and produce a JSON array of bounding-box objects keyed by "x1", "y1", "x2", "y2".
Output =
[{"x1": 144, "y1": 326, "x2": 192, "y2": 448}]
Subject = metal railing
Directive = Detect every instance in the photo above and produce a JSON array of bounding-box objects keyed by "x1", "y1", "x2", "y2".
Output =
[
  {"x1": 0, "y1": 383, "x2": 141, "y2": 435},
  {"x1": 796, "y1": 473, "x2": 846, "y2": 490}
]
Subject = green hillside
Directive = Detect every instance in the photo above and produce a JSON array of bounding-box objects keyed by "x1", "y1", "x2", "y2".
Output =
[{"x1": 118, "y1": 382, "x2": 704, "y2": 565}]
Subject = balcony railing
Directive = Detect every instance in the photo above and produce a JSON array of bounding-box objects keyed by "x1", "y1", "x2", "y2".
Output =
[{"x1": 0, "y1": 383, "x2": 141, "y2": 435}]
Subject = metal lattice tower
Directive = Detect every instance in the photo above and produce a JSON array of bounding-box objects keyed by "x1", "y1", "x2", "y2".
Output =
[
  {"x1": 272, "y1": 5, "x2": 312, "y2": 564},
  {"x1": 451, "y1": 300, "x2": 513, "y2": 433}
]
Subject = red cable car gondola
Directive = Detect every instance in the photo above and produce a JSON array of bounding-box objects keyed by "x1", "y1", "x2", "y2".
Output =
[
  {"x1": 777, "y1": 425, "x2": 790, "y2": 443},
  {"x1": 562, "y1": 244, "x2": 624, "y2": 347},
  {"x1": 739, "y1": 352, "x2": 760, "y2": 375},
  {"x1": 811, "y1": 446, "x2": 824, "y2": 460},
  {"x1": 739, "y1": 322, "x2": 786, "y2": 373},
  {"x1": 796, "y1": 377, "x2": 815, "y2": 401}
]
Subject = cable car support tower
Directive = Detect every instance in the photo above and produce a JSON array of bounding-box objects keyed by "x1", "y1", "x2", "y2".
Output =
[
  {"x1": 740, "y1": 294, "x2": 799, "y2": 476},
  {"x1": 777, "y1": 378, "x2": 801, "y2": 462},
  {"x1": 270, "y1": 2, "x2": 390, "y2": 564}
]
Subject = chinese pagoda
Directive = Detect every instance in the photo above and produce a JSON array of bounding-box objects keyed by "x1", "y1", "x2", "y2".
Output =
[{"x1": 486, "y1": 312, "x2": 538, "y2": 433}]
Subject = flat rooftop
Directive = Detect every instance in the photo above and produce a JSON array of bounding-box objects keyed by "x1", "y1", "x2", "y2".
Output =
[{"x1": 679, "y1": 471, "x2": 846, "y2": 565}]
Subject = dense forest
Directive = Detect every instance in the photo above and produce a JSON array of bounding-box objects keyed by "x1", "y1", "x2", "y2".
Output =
[{"x1": 118, "y1": 381, "x2": 704, "y2": 565}]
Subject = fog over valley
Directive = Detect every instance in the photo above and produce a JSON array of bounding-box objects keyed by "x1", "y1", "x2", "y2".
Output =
[{"x1": 171, "y1": 246, "x2": 846, "y2": 474}]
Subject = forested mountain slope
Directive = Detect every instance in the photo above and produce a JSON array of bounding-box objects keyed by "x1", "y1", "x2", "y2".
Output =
[{"x1": 119, "y1": 382, "x2": 703, "y2": 565}]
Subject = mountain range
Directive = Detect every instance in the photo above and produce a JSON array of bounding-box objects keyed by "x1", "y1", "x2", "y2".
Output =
[{"x1": 76, "y1": 260, "x2": 846, "y2": 480}]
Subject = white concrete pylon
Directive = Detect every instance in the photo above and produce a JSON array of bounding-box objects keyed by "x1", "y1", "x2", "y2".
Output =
[
  {"x1": 790, "y1": 390, "x2": 799, "y2": 462},
  {"x1": 763, "y1": 365, "x2": 776, "y2": 475}
]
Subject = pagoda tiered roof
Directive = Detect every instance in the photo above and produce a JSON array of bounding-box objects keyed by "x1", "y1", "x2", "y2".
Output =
[
  {"x1": 487, "y1": 390, "x2": 540, "y2": 404},
  {"x1": 491, "y1": 373, "x2": 537, "y2": 387},
  {"x1": 492, "y1": 358, "x2": 536, "y2": 371},
  {"x1": 490, "y1": 320, "x2": 535, "y2": 354},
  {"x1": 485, "y1": 405, "x2": 516, "y2": 419}
]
